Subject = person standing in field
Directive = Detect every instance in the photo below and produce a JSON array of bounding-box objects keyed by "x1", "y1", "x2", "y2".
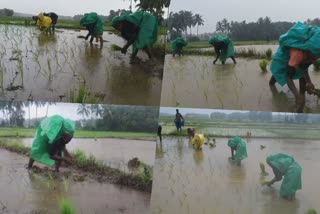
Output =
[
  {"x1": 174, "y1": 109, "x2": 184, "y2": 133},
  {"x1": 111, "y1": 10, "x2": 158, "y2": 63},
  {"x1": 80, "y1": 12, "x2": 104, "y2": 48},
  {"x1": 227, "y1": 136, "x2": 247, "y2": 166},
  {"x1": 269, "y1": 22, "x2": 320, "y2": 113},
  {"x1": 209, "y1": 35, "x2": 237, "y2": 64},
  {"x1": 157, "y1": 125, "x2": 162, "y2": 143},
  {"x1": 263, "y1": 153, "x2": 302, "y2": 201},
  {"x1": 43, "y1": 12, "x2": 58, "y2": 32},
  {"x1": 27, "y1": 115, "x2": 75, "y2": 172}
]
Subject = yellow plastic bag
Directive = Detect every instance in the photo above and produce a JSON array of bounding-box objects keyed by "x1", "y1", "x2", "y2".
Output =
[
  {"x1": 192, "y1": 133, "x2": 204, "y2": 150},
  {"x1": 37, "y1": 12, "x2": 52, "y2": 31}
]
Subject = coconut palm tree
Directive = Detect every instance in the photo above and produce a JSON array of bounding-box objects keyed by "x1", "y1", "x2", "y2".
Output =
[
  {"x1": 77, "y1": 104, "x2": 90, "y2": 121},
  {"x1": 194, "y1": 14, "x2": 204, "y2": 36}
]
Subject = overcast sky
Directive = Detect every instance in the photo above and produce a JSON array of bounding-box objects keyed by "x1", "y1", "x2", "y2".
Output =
[
  {"x1": 0, "y1": 0, "x2": 136, "y2": 16},
  {"x1": 170, "y1": 0, "x2": 320, "y2": 33}
]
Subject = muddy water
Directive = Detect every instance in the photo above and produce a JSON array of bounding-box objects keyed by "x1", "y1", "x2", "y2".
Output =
[
  {"x1": 161, "y1": 55, "x2": 320, "y2": 113},
  {"x1": 0, "y1": 25, "x2": 164, "y2": 106},
  {"x1": 150, "y1": 137, "x2": 320, "y2": 214},
  {"x1": 19, "y1": 138, "x2": 156, "y2": 171},
  {"x1": 0, "y1": 149, "x2": 150, "y2": 214}
]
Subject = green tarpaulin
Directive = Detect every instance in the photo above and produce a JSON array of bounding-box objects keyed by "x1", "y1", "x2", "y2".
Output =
[
  {"x1": 111, "y1": 10, "x2": 158, "y2": 52},
  {"x1": 172, "y1": 37, "x2": 187, "y2": 52},
  {"x1": 267, "y1": 153, "x2": 302, "y2": 197},
  {"x1": 227, "y1": 136, "x2": 247, "y2": 162},
  {"x1": 209, "y1": 35, "x2": 235, "y2": 63},
  {"x1": 30, "y1": 115, "x2": 75, "y2": 166},
  {"x1": 270, "y1": 22, "x2": 320, "y2": 86},
  {"x1": 80, "y1": 12, "x2": 104, "y2": 36}
]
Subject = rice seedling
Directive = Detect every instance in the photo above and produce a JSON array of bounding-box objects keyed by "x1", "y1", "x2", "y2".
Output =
[
  {"x1": 313, "y1": 58, "x2": 320, "y2": 71},
  {"x1": 265, "y1": 48, "x2": 272, "y2": 60},
  {"x1": 47, "y1": 58, "x2": 52, "y2": 81},
  {"x1": 110, "y1": 44, "x2": 122, "y2": 51},
  {"x1": 306, "y1": 209, "x2": 318, "y2": 214},
  {"x1": 259, "y1": 162, "x2": 269, "y2": 176},
  {"x1": 259, "y1": 60, "x2": 268, "y2": 72},
  {"x1": 58, "y1": 198, "x2": 75, "y2": 214}
]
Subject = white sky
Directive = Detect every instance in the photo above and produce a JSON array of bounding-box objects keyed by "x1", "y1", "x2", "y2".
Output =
[
  {"x1": 0, "y1": 0, "x2": 168, "y2": 17},
  {"x1": 170, "y1": 0, "x2": 320, "y2": 33},
  {"x1": 0, "y1": 0, "x2": 136, "y2": 16}
]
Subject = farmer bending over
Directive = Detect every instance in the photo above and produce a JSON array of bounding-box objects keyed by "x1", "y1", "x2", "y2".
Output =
[
  {"x1": 172, "y1": 37, "x2": 187, "y2": 57},
  {"x1": 269, "y1": 22, "x2": 320, "y2": 113},
  {"x1": 112, "y1": 10, "x2": 158, "y2": 63},
  {"x1": 32, "y1": 12, "x2": 52, "y2": 33},
  {"x1": 187, "y1": 127, "x2": 195, "y2": 139},
  {"x1": 227, "y1": 136, "x2": 247, "y2": 166},
  {"x1": 209, "y1": 35, "x2": 236, "y2": 64},
  {"x1": 43, "y1": 12, "x2": 58, "y2": 32},
  {"x1": 80, "y1": 13, "x2": 104, "y2": 48},
  {"x1": 27, "y1": 115, "x2": 75, "y2": 172},
  {"x1": 264, "y1": 153, "x2": 302, "y2": 201}
]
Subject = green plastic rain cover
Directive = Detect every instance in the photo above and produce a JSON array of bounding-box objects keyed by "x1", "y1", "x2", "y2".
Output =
[
  {"x1": 172, "y1": 37, "x2": 188, "y2": 51},
  {"x1": 227, "y1": 136, "x2": 248, "y2": 161},
  {"x1": 270, "y1": 22, "x2": 320, "y2": 86},
  {"x1": 111, "y1": 10, "x2": 158, "y2": 51},
  {"x1": 80, "y1": 12, "x2": 104, "y2": 36},
  {"x1": 266, "y1": 153, "x2": 302, "y2": 196},
  {"x1": 30, "y1": 115, "x2": 75, "y2": 166},
  {"x1": 209, "y1": 35, "x2": 235, "y2": 63}
]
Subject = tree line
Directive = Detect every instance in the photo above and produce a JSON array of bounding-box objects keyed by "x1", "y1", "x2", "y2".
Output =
[
  {"x1": 77, "y1": 104, "x2": 159, "y2": 132},
  {"x1": 166, "y1": 10, "x2": 204, "y2": 41},
  {"x1": 0, "y1": 8, "x2": 14, "y2": 16}
]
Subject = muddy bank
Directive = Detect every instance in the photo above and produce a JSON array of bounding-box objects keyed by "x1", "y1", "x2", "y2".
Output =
[
  {"x1": 151, "y1": 137, "x2": 320, "y2": 214},
  {"x1": 0, "y1": 25, "x2": 164, "y2": 106},
  {"x1": 160, "y1": 55, "x2": 320, "y2": 113},
  {"x1": 0, "y1": 140, "x2": 153, "y2": 193},
  {"x1": 20, "y1": 137, "x2": 156, "y2": 172},
  {"x1": 0, "y1": 149, "x2": 150, "y2": 214}
]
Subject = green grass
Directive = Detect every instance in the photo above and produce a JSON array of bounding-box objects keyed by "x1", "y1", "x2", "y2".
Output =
[
  {"x1": 166, "y1": 40, "x2": 278, "y2": 51},
  {"x1": 0, "y1": 139, "x2": 29, "y2": 154},
  {"x1": 159, "y1": 117, "x2": 320, "y2": 140},
  {"x1": 0, "y1": 128, "x2": 155, "y2": 140}
]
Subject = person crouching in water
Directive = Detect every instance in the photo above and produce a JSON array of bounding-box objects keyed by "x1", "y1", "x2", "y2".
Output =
[
  {"x1": 227, "y1": 136, "x2": 247, "y2": 166},
  {"x1": 27, "y1": 115, "x2": 75, "y2": 172}
]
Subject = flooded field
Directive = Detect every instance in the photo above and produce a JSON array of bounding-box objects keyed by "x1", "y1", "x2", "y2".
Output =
[
  {"x1": 161, "y1": 53, "x2": 320, "y2": 113},
  {"x1": 199, "y1": 44, "x2": 279, "y2": 54},
  {"x1": 0, "y1": 149, "x2": 151, "y2": 214},
  {"x1": 0, "y1": 25, "x2": 164, "y2": 106},
  {"x1": 150, "y1": 137, "x2": 320, "y2": 214},
  {"x1": 15, "y1": 137, "x2": 156, "y2": 172}
]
